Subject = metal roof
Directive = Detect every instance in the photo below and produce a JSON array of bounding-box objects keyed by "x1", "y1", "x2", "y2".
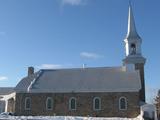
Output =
[{"x1": 15, "y1": 66, "x2": 141, "y2": 93}]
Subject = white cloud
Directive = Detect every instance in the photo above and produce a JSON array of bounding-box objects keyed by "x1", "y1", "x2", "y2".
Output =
[
  {"x1": 61, "y1": 0, "x2": 87, "y2": 6},
  {"x1": 80, "y1": 52, "x2": 103, "y2": 59},
  {"x1": 0, "y1": 76, "x2": 8, "y2": 81},
  {"x1": 37, "y1": 64, "x2": 63, "y2": 69}
]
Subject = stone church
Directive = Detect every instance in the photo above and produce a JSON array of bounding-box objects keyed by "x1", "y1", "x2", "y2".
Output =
[{"x1": 12, "y1": 5, "x2": 146, "y2": 117}]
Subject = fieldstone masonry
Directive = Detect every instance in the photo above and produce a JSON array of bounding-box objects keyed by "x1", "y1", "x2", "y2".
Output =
[
  {"x1": 135, "y1": 63, "x2": 145, "y2": 102},
  {"x1": 15, "y1": 92, "x2": 140, "y2": 117}
]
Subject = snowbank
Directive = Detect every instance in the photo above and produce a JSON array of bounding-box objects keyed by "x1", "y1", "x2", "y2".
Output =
[
  {"x1": 140, "y1": 103, "x2": 157, "y2": 120},
  {"x1": 0, "y1": 115, "x2": 141, "y2": 120}
]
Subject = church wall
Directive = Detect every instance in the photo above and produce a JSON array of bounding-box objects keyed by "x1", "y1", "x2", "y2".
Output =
[
  {"x1": 135, "y1": 63, "x2": 145, "y2": 102},
  {"x1": 15, "y1": 92, "x2": 140, "y2": 117}
]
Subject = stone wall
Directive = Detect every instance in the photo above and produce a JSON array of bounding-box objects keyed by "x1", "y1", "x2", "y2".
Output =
[
  {"x1": 15, "y1": 92, "x2": 140, "y2": 117},
  {"x1": 7, "y1": 98, "x2": 15, "y2": 113},
  {"x1": 135, "y1": 63, "x2": 145, "y2": 102}
]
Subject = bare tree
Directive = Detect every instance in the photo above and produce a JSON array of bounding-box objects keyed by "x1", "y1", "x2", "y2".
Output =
[{"x1": 155, "y1": 90, "x2": 160, "y2": 119}]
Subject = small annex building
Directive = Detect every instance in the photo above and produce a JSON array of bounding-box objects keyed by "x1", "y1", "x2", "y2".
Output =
[
  {"x1": 0, "y1": 87, "x2": 15, "y2": 113},
  {"x1": 12, "y1": 5, "x2": 146, "y2": 117}
]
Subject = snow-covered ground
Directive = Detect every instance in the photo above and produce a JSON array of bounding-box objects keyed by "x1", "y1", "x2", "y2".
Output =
[{"x1": 0, "y1": 115, "x2": 142, "y2": 120}]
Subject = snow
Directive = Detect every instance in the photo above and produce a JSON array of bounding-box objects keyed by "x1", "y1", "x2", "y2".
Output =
[
  {"x1": 0, "y1": 115, "x2": 142, "y2": 120},
  {"x1": 140, "y1": 103, "x2": 157, "y2": 120}
]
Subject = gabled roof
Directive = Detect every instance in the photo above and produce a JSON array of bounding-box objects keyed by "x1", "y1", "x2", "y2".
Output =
[
  {"x1": 15, "y1": 66, "x2": 141, "y2": 93},
  {"x1": 0, "y1": 87, "x2": 15, "y2": 95}
]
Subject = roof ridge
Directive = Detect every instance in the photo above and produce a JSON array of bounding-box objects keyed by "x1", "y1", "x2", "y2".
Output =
[
  {"x1": 27, "y1": 70, "x2": 43, "y2": 92},
  {"x1": 40, "y1": 66, "x2": 123, "y2": 71}
]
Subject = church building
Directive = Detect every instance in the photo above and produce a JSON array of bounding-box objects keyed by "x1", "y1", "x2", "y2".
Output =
[{"x1": 13, "y1": 5, "x2": 146, "y2": 117}]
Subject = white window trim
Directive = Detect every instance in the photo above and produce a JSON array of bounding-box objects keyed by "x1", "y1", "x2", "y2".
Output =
[
  {"x1": 93, "y1": 97, "x2": 101, "y2": 111},
  {"x1": 119, "y1": 97, "x2": 127, "y2": 110},
  {"x1": 25, "y1": 97, "x2": 31, "y2": 110},
  {"x1": 69, "y1": 97, "x2": 76, "y2": 110},
  {"x1": 46, "y1": 97, "x2": 53, "y2": 110}
]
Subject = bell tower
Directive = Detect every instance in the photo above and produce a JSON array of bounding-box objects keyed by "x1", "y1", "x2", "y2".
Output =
[{"x1": 123, "y1": 4, "x2": 146, "y2": 102}]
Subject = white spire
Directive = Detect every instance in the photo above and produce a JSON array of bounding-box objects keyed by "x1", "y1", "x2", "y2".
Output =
[{"x1": 126, "y1": 4, "x2": 141, "y2": 39}]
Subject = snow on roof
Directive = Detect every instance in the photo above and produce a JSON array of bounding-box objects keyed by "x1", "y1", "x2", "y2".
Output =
[{"x1": 15, "y1": 67, "x2": 141, "y2": 93}]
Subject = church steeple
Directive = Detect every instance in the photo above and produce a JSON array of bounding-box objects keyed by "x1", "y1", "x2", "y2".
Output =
[
  {"x1": 124, "y1": 4, "x2": 143, "y2": 57},
  {"x1": 126, "y1": 4, "x2": 141, "y2": 40},
  {"x1": 123, "y1": 4, "x2": 146, "y2": 102}
]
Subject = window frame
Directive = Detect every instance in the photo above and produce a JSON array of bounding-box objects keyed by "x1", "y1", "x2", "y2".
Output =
[
  {"x1": 119, "y1": 97, "x2": 127, "y2": 110},
  {"x1": 46, "y1": 97, "x2": 53, "y2": 110},
  {"x1": 69, "y1": 97, "x2": 76, "y2": 111},
  {"x1": 25, "y1": 97, "x2": 31, "y2": 110},
  {"x1": 93, "y1": 97, "x2": 101, "y2": 111}
]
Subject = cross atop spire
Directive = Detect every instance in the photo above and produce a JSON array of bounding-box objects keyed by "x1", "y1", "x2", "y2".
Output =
[{"x1": 126, "y1": 3, "x2": 141, "y2": 39}]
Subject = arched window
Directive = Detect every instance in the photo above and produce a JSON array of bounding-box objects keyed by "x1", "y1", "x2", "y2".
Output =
[
  {"x1": 25, "y1": 97, "x2": 31, "y2": 110},
  {"x1": 46, "y1": 97, "x2": 53, "y2": 110},
  {"x1": 93, "y1": 97, "x2": 101, "y2": 111},
  {"x1": 69, "y1": 97, "x2": 76, "y2": 110},
  {"x1": 119, "y1": 97, "x2": 127, "y2": 110},
  {"x1": 131, "y1": 43, "x2": 136, "y2": 55}
]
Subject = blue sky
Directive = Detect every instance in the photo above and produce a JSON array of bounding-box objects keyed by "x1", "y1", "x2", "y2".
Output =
[{"x1": 0, "y1": 0, "x2": 159, "y2": 103}]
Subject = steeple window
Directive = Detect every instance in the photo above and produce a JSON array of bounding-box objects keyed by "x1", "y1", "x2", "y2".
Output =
[{"x1": 131, "y1": 43, "x2": 136, "y2": 55}]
